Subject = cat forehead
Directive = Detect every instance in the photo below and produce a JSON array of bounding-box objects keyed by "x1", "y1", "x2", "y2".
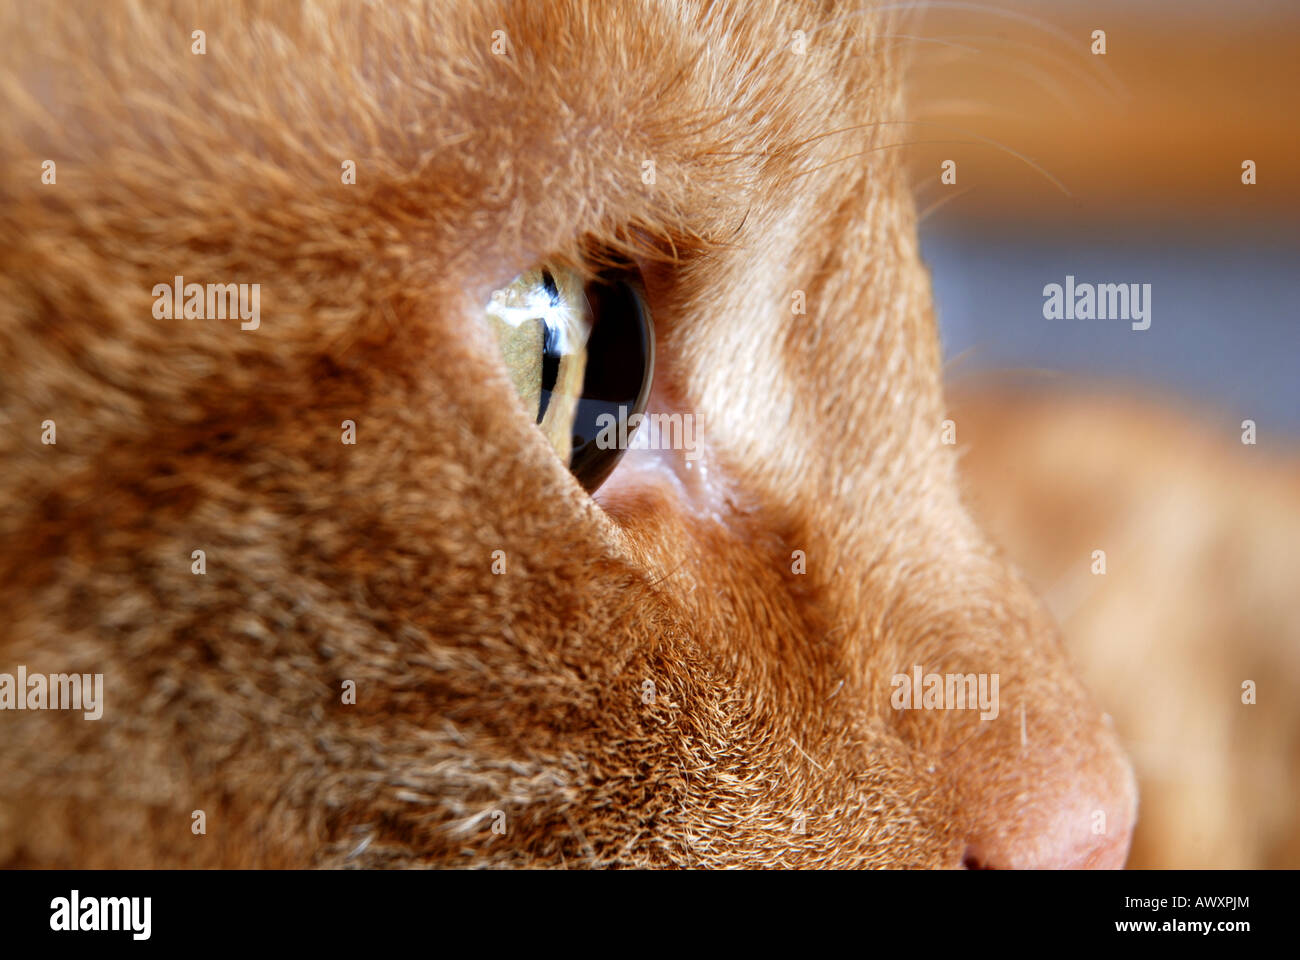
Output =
[
  {"x1": 424, "y1": 0, "x2": 897, "y2": 266},
  {"x1": 2, "y1": 1, "x2": 896, "y2": 272}
]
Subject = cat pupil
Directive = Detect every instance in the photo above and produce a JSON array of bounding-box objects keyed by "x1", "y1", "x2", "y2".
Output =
[
  {"x1": 486, "y1": 259, "x2": 653, "y2": 493},
  {"x1": 537, "y1": 341, "x2": 560, "y2": 422}
]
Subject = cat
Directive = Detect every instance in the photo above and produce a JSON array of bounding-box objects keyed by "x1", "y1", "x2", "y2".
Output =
[{"x1": 0, "y1": 0, "x2": 1136, "y2": 867}]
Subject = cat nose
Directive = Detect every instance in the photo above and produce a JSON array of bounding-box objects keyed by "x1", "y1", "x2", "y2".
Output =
[{"x1": 957, "y1": 716, "x2": 1137, "y2": 869}]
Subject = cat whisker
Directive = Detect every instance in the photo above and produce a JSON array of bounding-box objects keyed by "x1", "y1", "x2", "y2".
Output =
[
  {"x1": 795, "y1": 132, "x2": 1071, "y2": 199},
  {"x1": 908, "y1": 35, "x2": 1121, "y2": 109},
  {"x1": 916, "y1": 184, "x2": 973, "y2": 223},
  {"x1": 878, "y1": 32, "x2": 981, "y2": 54},
  {"x1": 940, "y1": 345, "x2": 981, "y2": 376},
  {"x1": 828, "y1": 5, "x2": 1110, "y2": 67},
  {"x1": 815, "y1": 1, "x2": 1127, "y2": 100},
  {"x1": 914, "y1": 60, "x2": 1083, "y2": 119}
]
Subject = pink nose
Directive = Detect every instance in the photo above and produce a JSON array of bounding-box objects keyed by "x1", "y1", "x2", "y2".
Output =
[{"x1": 959, "y1": 720, "x2": 1138, "y2": 869}]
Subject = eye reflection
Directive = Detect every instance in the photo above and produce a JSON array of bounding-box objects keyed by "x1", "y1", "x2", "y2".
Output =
[{"x1": 485, "y1": 260, "x2": 654, "y2": 492}]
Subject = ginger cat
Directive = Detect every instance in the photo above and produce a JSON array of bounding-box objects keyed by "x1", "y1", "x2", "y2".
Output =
[{"x1": 0, "y1": 0, "x2": 1142, "y2": 868}]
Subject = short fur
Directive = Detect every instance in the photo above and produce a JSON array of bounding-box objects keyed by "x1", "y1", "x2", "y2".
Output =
[{"x1": 0, "y1": 0, "x2": 1133, "y2": 867}]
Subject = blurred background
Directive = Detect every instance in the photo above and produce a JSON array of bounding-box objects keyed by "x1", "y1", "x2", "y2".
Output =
[
  {"x1": 906, "y1": 0, "x2": 1297, "y2": 430},
  {"x1": 899, "y1": 0, "x2": 1300, "y2": 867}
]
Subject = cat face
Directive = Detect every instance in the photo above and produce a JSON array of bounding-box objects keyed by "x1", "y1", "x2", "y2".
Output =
[{"x1": 0, "y1": 0, "x2": 1133, "y2": 867}]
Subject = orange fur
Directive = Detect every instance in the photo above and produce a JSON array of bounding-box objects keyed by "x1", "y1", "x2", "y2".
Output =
[{"x1": 0, "y1": 0, "x2": 1133, "y2": 867}]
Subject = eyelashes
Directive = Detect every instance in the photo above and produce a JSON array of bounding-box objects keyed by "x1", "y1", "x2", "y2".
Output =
[{"x1": 485, "y1": 258, "x2": 654, "y2": 493}]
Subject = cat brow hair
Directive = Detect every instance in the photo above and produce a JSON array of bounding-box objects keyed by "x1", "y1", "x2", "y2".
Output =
[
  {"x1": 815, "y1": 2, "x2": 1125, "y2": 106},
  {"x1": 792, "y1": 120, "x2": 1072, "y2": 195}
]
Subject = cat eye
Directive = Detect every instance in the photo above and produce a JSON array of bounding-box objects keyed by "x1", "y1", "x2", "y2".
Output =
[{"x1": 485, "y1": 259, "x2": 654, "y2": 493}]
